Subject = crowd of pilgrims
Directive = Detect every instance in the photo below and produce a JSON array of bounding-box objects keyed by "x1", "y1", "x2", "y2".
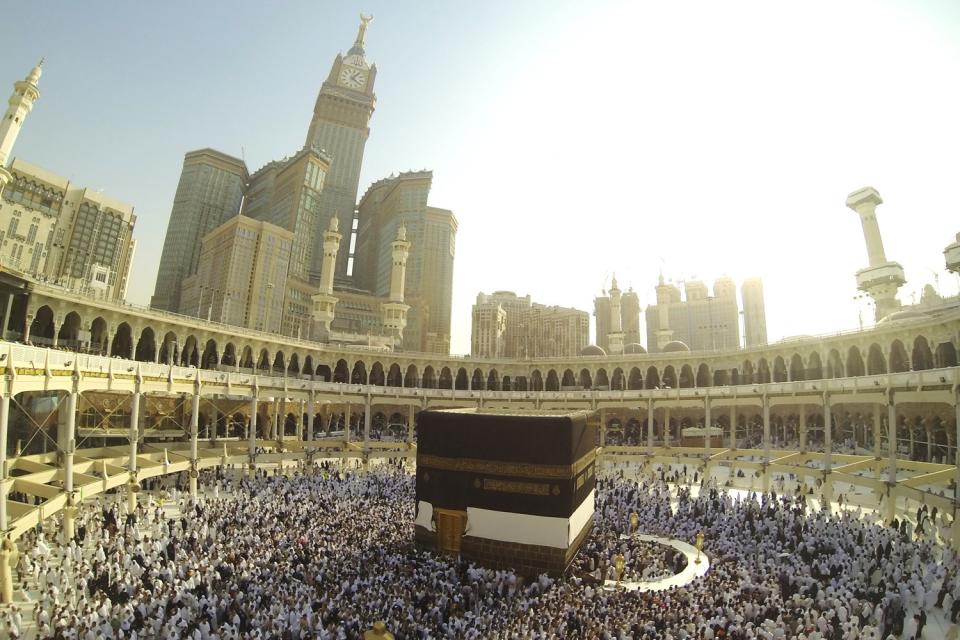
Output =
[
  {"x1": 570, "y1": 534, "x2": 687, "y2": 583},
  {"x1": 1, "y1": 461, "x2": 958, "y2": 640}
]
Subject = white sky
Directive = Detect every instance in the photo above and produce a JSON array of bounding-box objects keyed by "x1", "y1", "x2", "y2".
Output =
[{"x1": 1, "y1": 0, "x2": 958, "y2": 355}]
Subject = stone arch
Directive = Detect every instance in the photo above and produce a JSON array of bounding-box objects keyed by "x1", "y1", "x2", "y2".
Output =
[
  {"x1": 471, "y1": 368, "x2": 484, "y2": 390},
  {"x1": 29, "y1": 305, "x2": 55, "y2": 344},
  {"x1": 238, "y1": 345, "x2": 254, "y2": 369},
  {"x1": 789, "y1": 353, "x2": 805, "y2": 381},
  {"x1": 438, "y1": 366, "x2": 452, "y2": 389},
  {"x1": 595, "y1": 368, "x2": 609, "y2": 389},
  {"x1": 545, "y1": 369, "x2": 560, "y2": 391},
  {"x1": 256, "y1": 348, "x2": 271, "y2": 372},
  {"x1": 502, "y1": 375, "x2": 512, "y2": 391},
  {"x1": 772, "y1": 356, "x2": 787, "y2": 383},
  {"x1": 678, "y1": 364, "x2": 694, "y2": 388},
  {"x1": 272, "y1": 351, "x2": 286, "y2": 375},
  {"x1": 486, "y1": 369, "x2": 499, "y2": 391},
  {"x1": 935, "y1": 342, "x2": 958, "y2": 368},
  {"x1": 369, "y1": 362, "x2": 386, "y2": 386},
  {"x1": 662, "y1": 365, "x2": 677, "y2": 388},
  {"x1": 222, "y1": 343, "x2": 237, "y2": 367},
  {"x1": 201, "y1": 339, "x2": 219, "y2": 370},
  {"x1": 110, "y1": 322, "x2": 134, "y2": 359},
  {"x1": 611, "y1": 367, "x2": 625, "y2": 391},
  {"x1": 579, "y1": 368, "x2": 593, "y2": 389},
  {"x1": 756, "y1": 358, "x2": 771, "y2": 383},
  {"x1": 157, "y1": 331, "x2": 178, "y2": 364},
  {"x1": 562, "y1": 369, "x2": 576, "y2": 388},
  {"x1": 730, "y1": 368, "x2": 740, "y2": 385},
  {"x1": 866, "y1": 343, "x2": 886, "y2": 375},
  {"x1": 90, "y1": 316, "x2": 109, "y2": 355},
  {"x1": 695, "y1": 363, "x2": 710, "y2": 387},
  {"x1": 178, "y1": 335, "x2": 199, "y2": 367},
  {"x1": 334, "y1": 359, "x2": 349, "y2": 383},
  {"x1": 912, "y1": 336, "x2": 934, "y2": 370},
  {"x1": 808, "y1": 352, "x2": 823, "y2": 380},
  {"x1": 422, "y1": 365, "x2": 437, "y2": 388},
  {"x1": 302, "y1": 355, "x2": 314, "y2": 376},
  {"x1": 826, "y1": 349, "x2": 844, "y2": 378},
  {"x1": 134, "y1": 326, "x2": 156, "y2": 362},
  {"x1": 741, "y1": 360, "x2": 755, "y2": 384},
  {"x1": 455, "y1": 367, "x2": 469, "y2": 390},
  {"x1": 531, "y1": 370, "x2": 544, "y2": 391},
  {"x1": 288, "y1": 353, "x2": 300, "y2": 376},
  {"x1": 889, "y1": 339, "x2": 909, "y2": 373},
  {"x1": 404, "y1": 364, "x2": 419, "y2": 388},
  {"x1": 56, "y1": 311, "x2": 83, "y2": 348},
  {"x1": 351, "y1": 360, "x2": 368, "y2": 384},
  {"x1": 713, "y1": 369, "x2": 730, "y2": 386},
  {"x1": 514, "y1": 376, "x2": 528, "y2": 391},
  {"x1": 387, "y1": 363, "x2": 402, "y2": 387},
  {"x1": 645, "y1": 366, "x2": 660, "y2": 389},
  {"x1": 846, "y1": 346, "x2": 865, "y2": 377},
  {"x1": 628, "y1": 367, "x2": 643, "y2": 390},
  {"x1": 316, "y1": 363, "x2": 332, "y2": 381}
]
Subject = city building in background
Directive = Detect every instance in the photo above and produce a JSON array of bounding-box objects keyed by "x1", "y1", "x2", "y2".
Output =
[
  {"x1": 179, "y1": 215, "x2": 292, "y2": 333},
  {"x1": 0, "y1": 158, "x2": 136, "y2": 302},
  {"x1": 148, "y1": 18, "x2": 455, "y2": 353},
  {"x1": 151, "y1": 149, "x2": 247, "y2": 313},
  {"x1": 645, "y1": 276, "x2": 741, "y2": 353},
  {"x1": 471, "y1": 290, "x2": 588, "y2": 358},
  {"x1": 741, "y1": 277, "x2": 768, "y2": 347},
  {"x1": 304, "y1": 15, "x2": 377, "y2": 281},
  {"x1": 354, "y1": 171, "x2": 456, "y2": 353},
  {"x1": 593, "y1": 281, "x2": 640, "y2": 352}
]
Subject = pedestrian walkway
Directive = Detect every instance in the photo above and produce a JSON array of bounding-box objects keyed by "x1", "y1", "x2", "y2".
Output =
[{"x1": 602, "y1": 533, "x2": 710, "y2": 593}]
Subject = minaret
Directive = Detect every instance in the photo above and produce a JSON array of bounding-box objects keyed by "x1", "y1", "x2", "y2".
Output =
[
  {"x1": 846, "y1": 187, "x2": 905, "y2": 321},
  {"x1": 607, "y1": 274, "x2": 624, "y2": 355},
  {"x1": 0, "y1": 60, "x2": 42, "y2": 194},
  {"x1": 310, "y1": 217, "x2": 342, "y2": 331},
  {"x1": 381, "y1": 225, "x2": 411, "y2": 343},
  {"x1": 945, "y1": 232, "x2": 960, "y2": 274},
  {"x1": 655, "y1": 273, "x2": 675, "y2": 350}
]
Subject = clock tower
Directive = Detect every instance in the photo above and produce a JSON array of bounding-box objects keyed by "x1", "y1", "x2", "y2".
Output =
[{"x1": 305, "y1": 15, "x2": 378, "y2": 282}]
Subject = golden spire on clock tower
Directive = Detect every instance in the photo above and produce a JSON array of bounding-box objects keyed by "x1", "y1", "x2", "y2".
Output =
[{"x1": 349, "y1": 14, "x2": 373, "y2": 56}]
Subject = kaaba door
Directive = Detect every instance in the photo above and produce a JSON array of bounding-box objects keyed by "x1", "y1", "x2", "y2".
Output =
[{"x1": 434, "y1": 508, "x2": 467, "y2": 556}]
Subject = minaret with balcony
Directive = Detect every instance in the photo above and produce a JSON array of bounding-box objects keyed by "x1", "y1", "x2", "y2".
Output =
[
  {"x1": 311, "y1": 217, "x2": 341, "y2": 331},
  {"x1": 381, "y1": 225, "x2": 411, "y2": 341},
  {"x1": 607, "y1": 274, "x2": 624, "y2": 355},
  {"x1": 0, "y1": 61, "x2": 42, "y2": 195}
]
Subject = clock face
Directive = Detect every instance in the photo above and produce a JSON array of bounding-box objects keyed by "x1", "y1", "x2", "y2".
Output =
[{"x1": 339, "y1": 67, "x2": 366, "y2": 90}]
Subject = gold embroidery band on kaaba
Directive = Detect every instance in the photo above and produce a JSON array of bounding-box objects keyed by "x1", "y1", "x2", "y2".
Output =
[
  {"x1": 482, "y1": 478, "x2": 552, "y2": 496},
  {"x1": 417, "y1": 449, "x2": 596, "y2": 481}
]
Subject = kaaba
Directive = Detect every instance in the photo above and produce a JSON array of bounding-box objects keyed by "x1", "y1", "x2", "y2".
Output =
[{"x1": 414, "y1": 408, "x2": 597, "y2": 576}]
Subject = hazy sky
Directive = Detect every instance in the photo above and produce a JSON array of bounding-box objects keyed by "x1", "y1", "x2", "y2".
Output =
[{"x1": 2, "y1": 0, "x2": 958, "y2": 355}]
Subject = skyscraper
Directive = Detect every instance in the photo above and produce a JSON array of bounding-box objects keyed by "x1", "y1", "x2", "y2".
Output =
[
  {"x1": 305, "y1": 15, "x2": 377, "y2": 281},
  {"x1": 471, "y1": 291, "x2": 589, "y2": 358},
  {"x1": 151, "y1": 149, "x2": 247, "y2": 313},
  {"x1": 355, "y1": 171, "x2": 456, "y2": 353},
  {"x1": 645, "y1": 277, "x2": 740, "y2": 352},
  {"x1": 594, "y1": 285, "x2": 641, "y2": 350},
  {"x1": 741, "y1": 277, "x2": 768, "y2": 347}
]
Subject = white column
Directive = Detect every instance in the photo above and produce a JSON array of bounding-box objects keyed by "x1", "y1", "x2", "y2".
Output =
[
  {"x1": 0, "y1": 390, "x2": 9, "y2": 604},
  {"x1": 0, "y1": 293, "x2": 12, "y2": 341},
  {"x1": 127, "y1": 389, "x2": 141, "y2": 513},
  {"x1": 822, "y1": 392, "x2": 833, "y2": 511},
  {"x1": 799, "y1": 404, "x2": 807, "y2": 452},
  {"x1": 887, "y1": 394, "x2": 897, "y2": 484},
  {"x1": 62, "y1": 390, "x2": 78, "y2": 541},
  {"x1": 762, "y1": 395, "x2": 771, "y2": 493},
  {"x1": 248, "y1": 395, "x2": 259, "y2": 473},
  {"x1": 298, "y1": 400, "x2": 305, "y2": 441},
  {"x1": 273, "y1": 399, "x2": 280, "y2": 441},
  {"x1": 307, "y1": 391, "x2": 315, "y2": 449},
  {"x1": 344, "y1": 403, "x2": 351, "y2": 444},
  {"x1": 646, "y1": 397, "x2": 654, "y2": 449},
  {"x1": 729, "y1": 405, "x2": 736, "y2": 450},
  {"x1": 663, "y1": 407, "x2": 671, "y2": 448},
  {"x1": 363, "y1": 397, "x2": 372, "y2": 443},
  {"x1": 407, "y1": 404, "x2": 416, "y2": 444},
  {"x1": 704, "y1": 397, "x2": 712, "y2": 458},
  {"x1": 599, "y1": 409, "x2": 606, "y2": 448},
  {"x1": 189, "y1": 390, "x2": 200, "y2": 497}
]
